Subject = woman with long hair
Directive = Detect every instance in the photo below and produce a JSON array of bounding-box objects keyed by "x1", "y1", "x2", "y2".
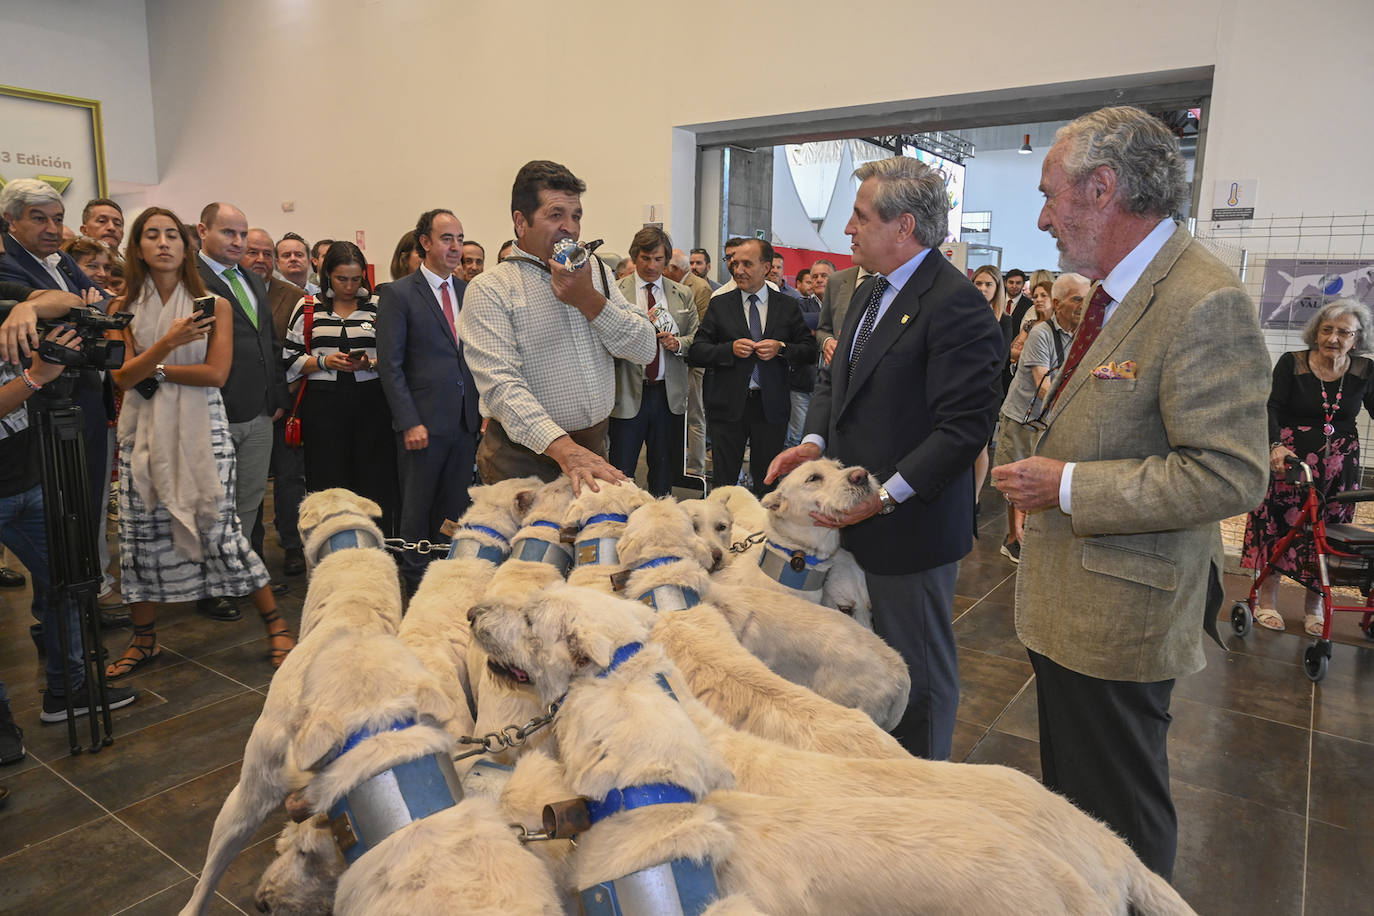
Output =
[
  {"x1": 283, "y1": 241, "x2": 399, "y2": 532},
  {"x1": 970, "y1": 264, "x2": 1008, "y2": 512},
  {"x1": 104, "y1": 207, "x2": 295, "y2": 677}
]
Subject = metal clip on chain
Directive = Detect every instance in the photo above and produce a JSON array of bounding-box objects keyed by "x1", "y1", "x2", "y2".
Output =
[
  {"x1": 729, "y1": 531, "x2": 766, "y2": 554},
  {"x1": 453, "y1": 701, "x2": 561, "y2": 761},
  {"x1": 382, "y1": 538, "x2": 449, "y2": 556}
]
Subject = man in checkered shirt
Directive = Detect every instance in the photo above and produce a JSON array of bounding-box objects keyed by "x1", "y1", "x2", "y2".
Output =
[{"x1": 459, "y1": 161, "x2": 656, "y2": 493}]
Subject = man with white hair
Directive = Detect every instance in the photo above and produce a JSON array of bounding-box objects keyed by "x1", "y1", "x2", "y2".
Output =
[
  {"x1": 664, "y1": 247, "x2": 712, "y2": 474},
  {"x1": 768, "y1": 156, "x2": 1004, "y2": 760},
  {"x1": 993, "y1": 106, "x2": 1270, "y2": 879}
]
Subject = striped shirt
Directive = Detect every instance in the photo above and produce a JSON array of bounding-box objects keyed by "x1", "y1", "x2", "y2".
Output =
[
  {"x1": 458, "y1": 244, "x2": 657, "y2": 453},
  {"x1": 282, "y1": 296, "x2": 381, "y2": 383}
]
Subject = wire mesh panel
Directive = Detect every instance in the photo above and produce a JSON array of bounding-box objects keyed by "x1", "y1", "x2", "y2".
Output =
[{"x1": 1194, "y1": 214, "x2": 1374, "y2": 558}]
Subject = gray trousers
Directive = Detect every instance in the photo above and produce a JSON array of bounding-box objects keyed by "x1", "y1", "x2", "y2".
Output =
[
  {"x1": 865, "y1": 560, "x2": 960, "y2": 760},
  {"x1": 686, "y1": 367, "x2": 706, "y2": 474},
  {"x1": 228, "y1": 413, "x2": 274, "y2": 559}
]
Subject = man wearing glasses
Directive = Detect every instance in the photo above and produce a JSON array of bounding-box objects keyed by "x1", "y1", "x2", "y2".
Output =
[
  {"x1": 991, "y1": 106, "x2": 1269, "y2": 881},
  {"x1": 993, "y1": 272, "x2": 1089, "y2": 563}
]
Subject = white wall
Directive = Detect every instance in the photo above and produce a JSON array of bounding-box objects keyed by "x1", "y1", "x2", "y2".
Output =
[
  {"x1": 0, "y1": 0, "x2": 157, "y2": 188},
  {"x1": 34, "y1": 0, "x2": 1364, "y2": 273},
  {"x1": 962, "y1": 148, "x2": 1061, "y2": 273}
]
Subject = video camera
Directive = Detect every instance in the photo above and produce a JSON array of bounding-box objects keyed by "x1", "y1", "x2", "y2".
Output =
[{"x1": 0, "y1": 300, "x2": 132, "y2": 371}]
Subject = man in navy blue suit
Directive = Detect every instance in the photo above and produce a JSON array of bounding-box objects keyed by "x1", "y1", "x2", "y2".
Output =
[
  {"x1": 376, "y1": 209, "x2": 480, "y2": 592},
  {"x1": 768, "y1": 157, "x2": 1004, "y2": 760}
]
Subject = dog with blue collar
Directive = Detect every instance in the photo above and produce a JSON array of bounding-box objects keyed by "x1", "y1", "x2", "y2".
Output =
[{"x1": 297, "y1": 488, "x2": 390, "y2": 571}]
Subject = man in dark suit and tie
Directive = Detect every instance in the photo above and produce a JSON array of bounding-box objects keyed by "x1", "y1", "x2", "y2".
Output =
[
  {"x1": 768, "y1": 157, "x2": 1004, "y2": 760},
  {"x1": 196, "y1": 202, "x2": 291, "y2": 619},
  {"x1": 690, "y1": 238, "x2": 816, "y2": 497},
  {"x1": 377, "y1": 208, "x2": 480, "y2": 592}
]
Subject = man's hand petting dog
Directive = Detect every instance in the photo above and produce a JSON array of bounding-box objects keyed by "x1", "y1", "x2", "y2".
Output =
[
  {"x1": 765, "y1": 441, "x2": 822, "y2": 485},
  {"x1": 547, "y1": 434, "x2": 626, "y2": 496},
  {"x1": 810, "y1": 492, "x2": 882, "y2": 528}
]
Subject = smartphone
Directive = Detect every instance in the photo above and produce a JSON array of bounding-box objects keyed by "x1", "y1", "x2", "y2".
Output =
[
  {"x1": 193, "y1": 295, "x2": 216, "y2": 319},
  {"x1": 347, "y1": 349, "x2": 368, "y2": 361}
]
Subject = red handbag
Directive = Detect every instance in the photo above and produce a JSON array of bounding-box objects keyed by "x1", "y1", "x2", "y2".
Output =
[{"x1": 283, "y1": 297, "x2": 314, "y2": 448}]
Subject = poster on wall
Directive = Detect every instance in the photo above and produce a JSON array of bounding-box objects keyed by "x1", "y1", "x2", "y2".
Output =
[
  {"x1": 0, "y1": 84, "x2": 106, "y2": 210},
  {"x1": 1260, "y1": 258, "x2": 1374, "y2": 329}
]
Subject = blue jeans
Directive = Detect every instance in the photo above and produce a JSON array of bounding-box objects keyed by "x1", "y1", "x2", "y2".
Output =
[{"x1": 0, "y1": 484, "x2": 84, "y2": 695}]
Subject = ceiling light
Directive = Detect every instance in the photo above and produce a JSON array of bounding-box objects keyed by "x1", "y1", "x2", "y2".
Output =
[{"x1": 1018, "y1": 134, "x2": 1032, "y2": 155}]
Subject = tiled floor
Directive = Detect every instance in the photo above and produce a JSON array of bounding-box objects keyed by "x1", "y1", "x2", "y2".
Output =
[{"x1": 0, "y1": 485, "x2": 1370, "y2": 914}]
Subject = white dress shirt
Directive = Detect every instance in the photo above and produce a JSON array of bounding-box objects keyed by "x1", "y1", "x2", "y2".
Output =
[
  {"x1": 802, "y1": 248, "x2": 931, "y2": 504},
  {"x1": 635, "y1": 274, "x2": 666, "y2": 382},
  {"x1": 740, "y1": 285, "x2": 769, "y2": 390},
  {"x1": 420, "y1": 263, "x2": 462, "y2": 341},
  {"x1": 1058, "y1": 217, "x2": 1176, "y2": 513},
  {"x1": 9, "y1": 236, "x2": 73, "y2": 291}
]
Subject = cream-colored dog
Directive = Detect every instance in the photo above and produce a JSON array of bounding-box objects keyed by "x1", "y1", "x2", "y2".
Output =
[
  {"x1": 180, "y1": 490, "x2": 408, "y2": 916},
  {"x1": 560, "y1": 478, "x2": 653, "y2": 593},
  {"x1": 618, "y1": 499, "x2": 908, "y2": 747},
  {"x1": 471, "y1": 590, "x2": 1184, "y2": 915},
  {"x1": 711, "y1": 459, "x2": 873, "y2": 622},
  {"x1": 399, "y1": 476, "x2": 544, "y2": 746}
]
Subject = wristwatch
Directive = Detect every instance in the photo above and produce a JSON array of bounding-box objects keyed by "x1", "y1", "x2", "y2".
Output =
[
  {"x1": 153, "y1": 364, "x2": 167, "y2": 382},
  {"x1": 877, "y1": 486, "x2": 898, "y2": 515}
]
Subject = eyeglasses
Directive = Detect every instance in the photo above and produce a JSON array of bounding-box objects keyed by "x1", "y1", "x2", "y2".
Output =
[
  {"x1": 1318, "y1": 326, "x2": 1356, "y2": 340},
  {"x1": 1019, "y1": 366, "x2": 1066, "y2": 432}
]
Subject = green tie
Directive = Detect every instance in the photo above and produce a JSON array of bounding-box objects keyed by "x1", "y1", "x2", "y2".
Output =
[{"x1": 223, "y1": 267, "x2": 258, "y2": 329}]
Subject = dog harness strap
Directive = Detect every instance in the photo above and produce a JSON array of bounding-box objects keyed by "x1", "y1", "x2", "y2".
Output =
[
  {"x1": 639, "y1": 585, "x2": 701, "y2": 612},
  {"x1": 766, "y1": 540, "x2": 821, "y2": 565},
  {"x1": 580, "y1": 857, "x2": 719, "y2": 916},
  {"x1": 327, "y1": 751, "x2": 463, "y2": 866},
  {"x1": 318, "y1": 718, "x2": 417, "y2": 769},
  {"x1": 447, "y1": 537, "x2": 509, "y2": 563},
  {"x1": 511, "y1": 537, "x2": 574, "y2": 573},
  {"x1": 575, "y1": 537, "x2": 620, "y2": 567},
  {"x1": 461, "y1": 523, "x2": 510, "y2": 545},
  {"x1": 757, "y1": 544, "x2": 827, "y2": 593},
  {"x1": 583, "y1": 512, "x2": 629, "y2": 526},
  {"x1": 584, "y1": 782, "x2": 696, "y2": 824},
  {"x1": 597, "y1": 641, "x2": 644, "y2": 678},
  {"x1": 635, "y1": 556, "x2": 683, "y2": 571},
  {"x1": 319, "y1": 528, "x2": 382, "y2": 561}
]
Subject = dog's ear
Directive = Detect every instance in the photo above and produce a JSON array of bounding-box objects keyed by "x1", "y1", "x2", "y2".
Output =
[
  {"x1": 414, "y1": 677, "x2": 456, "y2": 732},
  {"x1": 356, "y1": 495, "x2": 384, "y2": 520},
  {"x1": 564, "y1": 613, "x2": 616, "y2": 671},
  {"x1": 514, "y1": 489, "x2": 536, "y2": 517},
  {"x1": 292, "y1": 711, "x2": 346, "y2": 772},
  {"x1": 761, "y1": 490, "x2": 785, "y2": 514}
]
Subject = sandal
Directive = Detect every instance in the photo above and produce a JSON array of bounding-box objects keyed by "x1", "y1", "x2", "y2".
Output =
[
  {"x1": 1304, "y1": 613, "x2": 1325, "y2": 637},
  {"x1": 261, "y1": 610, "x2": 296, "y2": 669},
  {"x1": 106, "y1": 623, "x2": 161, "y2": 678},
  {"x1": 1254, "y1": 607, "x2": 1285, "y2": 631}
]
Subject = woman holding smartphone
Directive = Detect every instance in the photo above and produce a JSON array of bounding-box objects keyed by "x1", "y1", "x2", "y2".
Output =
[
  {"x1": 104, "y1": 207, "x2": 295, "y2": 677},
  {"x1": 283, "y1": 241, "x2": 398, "y2": 533}
]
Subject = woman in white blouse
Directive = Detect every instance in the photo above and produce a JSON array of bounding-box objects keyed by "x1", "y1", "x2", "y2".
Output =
[{"x1": 283, "y1": 241, "x2": 399, "y2": 533}]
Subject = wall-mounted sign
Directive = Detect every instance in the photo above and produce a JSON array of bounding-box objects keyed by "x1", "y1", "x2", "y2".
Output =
[
  {"x1": 0, "y1": 84, "x2": 107, "y2": 206},
  {"x1": 1211, "y1": 178, "x2": 1257, "y2": 221},
  {"x1": 1260, "y1": 257, "x2": 1374, "y2": 329}
]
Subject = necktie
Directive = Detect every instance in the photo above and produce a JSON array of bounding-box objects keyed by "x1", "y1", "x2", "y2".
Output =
[
  {"x1": 223, "y1": 268, "x2": 257, "y2": 328},
  {"x1": 439, "y1": 279, "x2": 457, "y2": 340},
  {"x1": 847, "y1": 276, "x2": 890, "y2": 383},
  {"x1": 1049, "y1": 283, "x2": 1111, "y2": 406},
  {"x1": 748, "y1": 293, "x2": 763, "y2": 388},
  {"x1": 645, "y1": 283, "x2": 661, "y2": 380}
]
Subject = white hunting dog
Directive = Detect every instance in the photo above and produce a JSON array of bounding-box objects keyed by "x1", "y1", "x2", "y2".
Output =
[{"x1": 470, "y1": 589, "x2": 1188, "y2": 915}]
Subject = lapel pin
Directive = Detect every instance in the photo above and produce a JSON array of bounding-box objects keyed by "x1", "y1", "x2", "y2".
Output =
[{"x1": 900, "y1": 314, "x2": 910, "y2": 324}]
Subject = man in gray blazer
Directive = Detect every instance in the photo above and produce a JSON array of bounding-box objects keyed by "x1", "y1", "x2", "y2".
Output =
[
  {"x1": 197, "y1": 202, "x2": 290, "y2": 619},
  {"x1": 814, "y1": 261, "x2": 866, "y2": 369},
  {"x1": 610, "y1": 228, "x2": 698, "y2": 496},
  {"x1": 993, "y1": 107, "x2": 1270, "y2": 880}
]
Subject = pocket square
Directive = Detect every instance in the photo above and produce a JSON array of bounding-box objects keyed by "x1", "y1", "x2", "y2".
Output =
[{"x1": 1091, "y1": 360, "x2": 1137, "y2": 380}]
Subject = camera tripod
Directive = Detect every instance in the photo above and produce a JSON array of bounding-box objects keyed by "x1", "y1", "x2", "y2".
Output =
[{"x1": 30, "y1": 371, "x2": 116, "y2": 755}]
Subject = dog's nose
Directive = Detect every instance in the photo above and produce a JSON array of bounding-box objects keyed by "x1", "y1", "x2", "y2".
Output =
[{"x1": 848, "y1": 468, "x2": 868, "y2": 484}]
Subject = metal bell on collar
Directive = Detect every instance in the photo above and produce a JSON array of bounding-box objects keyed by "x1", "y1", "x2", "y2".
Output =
[{"x1": 789, "y1": 550, "x2": 807, "y2": 573}]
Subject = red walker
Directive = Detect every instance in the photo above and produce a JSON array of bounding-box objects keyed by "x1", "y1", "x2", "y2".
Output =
[{"x1": 1233, "y1": 458, "x2": 1374, "y2": 682}]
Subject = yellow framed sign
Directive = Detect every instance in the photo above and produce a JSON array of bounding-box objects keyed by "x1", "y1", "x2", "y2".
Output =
[{"x1": 0, "y1": 84, "x2": 107, "y2": 205}]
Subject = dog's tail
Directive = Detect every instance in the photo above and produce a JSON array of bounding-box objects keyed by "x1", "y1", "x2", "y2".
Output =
[{"x1": 1128, "y1": 860, "x2": 1196, "y2": 916}]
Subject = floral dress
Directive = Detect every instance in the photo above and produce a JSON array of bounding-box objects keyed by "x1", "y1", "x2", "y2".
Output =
[{"x1": 1242, "y1": 350, "x2": 1374, "y2": 589}]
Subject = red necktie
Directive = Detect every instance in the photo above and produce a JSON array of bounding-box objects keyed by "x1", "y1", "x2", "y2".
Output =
[
  {"x1": 1050, "y1": 283, "x2": 1111, "y2": 406},
  {"x1": 645, "y1": 283, "x2": 661, "y2": 380},
  {"x1": 439, "y1": 279, "x2": 457, "y2": 340}
]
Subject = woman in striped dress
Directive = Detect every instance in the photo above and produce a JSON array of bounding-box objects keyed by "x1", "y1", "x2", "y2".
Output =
[
  {"x1": 283, "y1": 241, "x2": 399, "y2": 533},
  {"x1": 104, "y1": 208, "x2": 295, "y2": 677}
]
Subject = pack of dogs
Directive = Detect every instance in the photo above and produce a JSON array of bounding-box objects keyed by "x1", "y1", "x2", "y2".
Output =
[{"x1": 175, "y1": 458, "x2": 1196, "y2": 915}]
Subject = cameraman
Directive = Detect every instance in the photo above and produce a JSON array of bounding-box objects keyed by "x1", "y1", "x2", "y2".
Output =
[{"x1": 0, "y1": 284, "x2": 139, "y2": 746}]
